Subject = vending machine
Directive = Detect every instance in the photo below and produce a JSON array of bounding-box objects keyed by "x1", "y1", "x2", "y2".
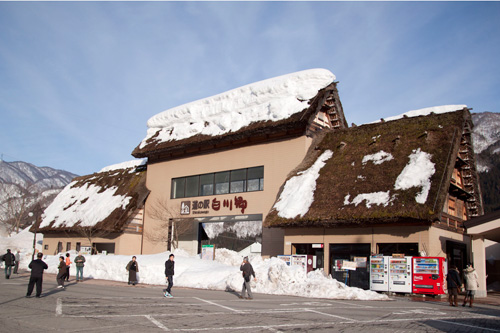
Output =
[
  {"x1": 291, "y1": 255, "x2": 314, "y2": 273},
  {"x1": 412, "y1": 257, "x2": 447, "y2": 295},
  {"x1": 370, "y1": 255, "x2": 389, "y2": 292},
  {"x1": 388, "y1": 256, "x2": 412, "y2": 293}
]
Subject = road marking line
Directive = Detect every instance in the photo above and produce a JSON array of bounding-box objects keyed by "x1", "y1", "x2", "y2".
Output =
[
  {"x1": 323, "y1": 299, "x2": 373, "y2": 308},
  {"x1": 194, "y1": 297, "x2": 240, "y2": 312},
  {"x1": 432, "y1": 319, "x2": 500, "y2": 332},
  {"x1": 56, "y1": 298, "x2": 63, "y2": 316},
  {"x1": 145, "y1": 315, "x2": 169, "y2": 331},
  {"x1": 305, "y1": 309, "x2": 357, "y2": 321}
]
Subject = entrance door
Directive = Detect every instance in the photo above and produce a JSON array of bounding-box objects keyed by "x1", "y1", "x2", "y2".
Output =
[
  {"x1": 330, "y1": 243, "x2": 370, "y2": 290},
  {"x1": 446, "y1": 240, "x2": 467, "y2": 272}
]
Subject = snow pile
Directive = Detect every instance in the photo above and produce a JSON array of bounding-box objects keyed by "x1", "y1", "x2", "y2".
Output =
[
  {"x1": 274, "y1": 150, "x2": 333, "y2": 218},
  {"x1": 394, "y1": 148, "x2": 435, "y2": 204},
  {"x1": 3, "y1": 229, "x2": 387, "y2": 301},
  {"x1": 39, "y1": 182, "x2": 131, "y2": 228},
  {"x1": 362, "y1": 151, "x2": 394, "y2": 165},
  {"x1": 0, "y1": 228, "x2": 43, "y2": 266},
  {"x1": 140, "y1": 69, "x2": 335, "y2": 148},
  {"x1": 99, "y1": 159, "x2": 146, "y2": 173},
  {"x1": 370, "y1": 105, "x2": 467, "y2": 124}
]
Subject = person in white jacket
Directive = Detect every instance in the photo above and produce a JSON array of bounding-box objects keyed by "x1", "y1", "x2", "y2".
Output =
[{"x1": 462, "y1": 263, "x2": 479, "y2": 308}]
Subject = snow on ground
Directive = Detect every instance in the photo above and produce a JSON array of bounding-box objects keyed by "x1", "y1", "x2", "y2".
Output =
[
  {"x1": 0, "y1": 228, "x2": 387, "y2": 301},
  {"x1": 140, "y1": 69, "x2": 335, "y2": 148}
]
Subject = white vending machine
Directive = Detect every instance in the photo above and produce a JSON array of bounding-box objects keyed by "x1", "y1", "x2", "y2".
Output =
[
  {"x1": 370, "y1": 256, "x2": 389, "y2": 292},
  {"x1": 388, "y1": 256, "x2": 412, "y2": 293}
]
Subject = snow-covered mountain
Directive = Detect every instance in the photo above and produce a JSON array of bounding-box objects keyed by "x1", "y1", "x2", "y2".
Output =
[
  {"x1": 472, "y1": 112, "x2": 500, "y2": 173},
  {"x1": 472, "y1": 112, "x2": 500, "y2": 213},
  {"x1": 0, "y1": 160, "x2": 78, "y2": 235}
]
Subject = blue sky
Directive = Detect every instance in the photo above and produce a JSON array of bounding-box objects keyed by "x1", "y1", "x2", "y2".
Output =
[{"x1": 1, "y1": 2, "x2": 499, "y2": 176}]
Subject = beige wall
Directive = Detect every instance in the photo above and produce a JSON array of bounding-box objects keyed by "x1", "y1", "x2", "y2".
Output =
[
  {"x1": 142, "y1": 136, "x2": 313, "y2": 255},
  {"x1": 283, "y1": 225, "x2": 471, "y2": 277},
  {"x1": 42, "y1": 232, "x2": 143, "y2": 256},
  {"x1": 284, "y1": 225, "x2": 430, "y2": 272}
]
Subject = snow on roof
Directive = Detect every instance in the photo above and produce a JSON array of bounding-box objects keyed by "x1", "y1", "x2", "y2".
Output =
[
  {"x1": 273, "y1": 150, "x2": 333, "y2": 218},
  {"x1": 362, "y1": 150, "x2": 394, "y2": 165},
  {"x1": 139, "y1": 69, "x2": 335, "y2": 148},
  {"x1": 99, "y1": 159, "x2": 146, "y2": 173},
  {"x1": 369, "y1": 105, "x2": 467, "y2": 124},
  {"x1": 39, "y1": 181, "x2": 131, "y2": 228},
  {"x1": 394, "y1": 148, "x2": 435, "y2": 204}
]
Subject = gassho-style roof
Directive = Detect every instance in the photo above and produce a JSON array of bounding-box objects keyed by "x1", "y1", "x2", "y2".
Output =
[
  {"x1": 132, "y1": 69, "x2": 347, "y2": 161},
  {"x1": 264, "y1": 107, "x2": 473, "y2": 228},
  {"x1": 36, "y1": 160, "x2": 149, "y2": 233}
]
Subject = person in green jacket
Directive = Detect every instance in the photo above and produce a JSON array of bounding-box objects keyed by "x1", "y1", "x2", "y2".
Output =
[{"x1": 74, "y1": 252, "x2": 86, "y2": 282}]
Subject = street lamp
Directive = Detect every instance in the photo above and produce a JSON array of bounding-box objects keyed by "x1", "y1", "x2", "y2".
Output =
[{"x1": 28, "y1": 211, "x2": 38, "y2": 261}]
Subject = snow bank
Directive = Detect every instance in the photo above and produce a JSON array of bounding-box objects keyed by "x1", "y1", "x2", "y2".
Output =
[
  {"x1": 140, "y1": 69, "x2": 335, "y2": 148},
  {"x1": 2, "y1": 230, "x2": 387, "y2": 301}
]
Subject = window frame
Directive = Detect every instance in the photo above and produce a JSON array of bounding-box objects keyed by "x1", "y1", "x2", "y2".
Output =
[{"x1": 171, "y1": 166, "x2": 264, "y2": 199}]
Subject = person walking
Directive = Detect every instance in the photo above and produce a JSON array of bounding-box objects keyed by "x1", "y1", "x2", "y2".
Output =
[
  {"x1": 65, "y1": 253, "x2": 72, "y2": 282},
  {"x1": 126, "y1": 256, "x2": 139, "y2": 286},
  {"x1": 14, "y1": 250, "x2": 21, "y2": 274},
  {"x1": 74, "y1": 252, "x2": 86, "y2": 282},
  {"x1": 26, "y1": 252, "x2": 48, "y2": 298},
  {"x1": 56, "y1": 256, "x2": 66, "y2": 289},
  {"x1": 239, "y1": 256, "x2": 256, "y2": 300},
  {"x1": 2, "y1": 249, "x2": 16, "y2": 279},
  {"x1": 463, "y1": 263, "x2": 479, "y2": 308},
  {"x1": 164, "y1": 254, "x2": 175, "y2": 297},
  {"x1": 446, "y1": 265, "x2": 462, "y2": 306}
]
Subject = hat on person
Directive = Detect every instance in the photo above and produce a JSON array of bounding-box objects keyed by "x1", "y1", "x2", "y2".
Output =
[{"x1": 243, "y1": 256, "x2": 248, "y2": 261}]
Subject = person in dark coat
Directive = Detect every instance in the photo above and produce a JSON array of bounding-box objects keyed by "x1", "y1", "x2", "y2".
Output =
[
  {"x1": 239, "y1": 256, "x2": 256, "y2": 300},
  {"x1": 164, "y1": 254, "x2": 175, "y2": 297},
  {"x1": 56, "y1": 256, "x2": 66, "y2": 289},
  {"x1": 446, "y1": 265, "x2": 462, "y2": 306},
  {"x1": 26, "y1": 252, "x2": 48, "y2": 298},
  {"x1": 3, "y1": 249, "x2": 16, "y2": 279},
  {"x1": 126, "y1": 256, "x2": 139, "y2": 285}
]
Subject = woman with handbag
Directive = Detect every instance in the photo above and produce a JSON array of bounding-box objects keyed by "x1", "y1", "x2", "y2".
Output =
[
  {"x1": 126, "y1": 256, "x2": 139, "y2": 286},
  {"x1": 463, "y1": 263, "x2": 479, "y2": 308}
]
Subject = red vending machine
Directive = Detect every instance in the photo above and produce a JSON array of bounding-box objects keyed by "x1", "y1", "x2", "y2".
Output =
[{"x1": 412, "y1": 257, "x2": 447, "y2": 295}]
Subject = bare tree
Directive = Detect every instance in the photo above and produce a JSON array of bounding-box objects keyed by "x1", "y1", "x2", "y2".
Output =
[
  {"x1": 145, "y1": 197, "x2": 193, "y2": 250},
  {"x1": 0, "y1": 182, "x2": 38, "y2": 236},
  {"x1": 72, "y1": 225, "x2": 114, "y2": 255}
]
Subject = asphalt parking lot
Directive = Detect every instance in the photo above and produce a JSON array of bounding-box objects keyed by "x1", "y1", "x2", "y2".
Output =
[{"x1": 1, "y1": 272, "x2": 499, "y2": 332}]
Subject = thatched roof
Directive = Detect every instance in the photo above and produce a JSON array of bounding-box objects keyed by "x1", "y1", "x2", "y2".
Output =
[
  {"x1": 132, "y1": 70, "x2": 347, "y2": 162},
  {"x1": 35, "y1": 165, "x2": 149, "y2": 233},
  {"x1": 264, "y1": 108, "x2": 472, "y2": 228}
]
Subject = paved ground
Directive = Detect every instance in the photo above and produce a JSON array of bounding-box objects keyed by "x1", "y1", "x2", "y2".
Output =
[{"x1": 1, "y1": 272, "x2": 499, "y2": 332}]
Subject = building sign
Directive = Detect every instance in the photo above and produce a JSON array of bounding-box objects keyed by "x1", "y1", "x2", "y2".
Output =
[{"x1": 180, "y1": 196, "x2": 248, "y2": 215}]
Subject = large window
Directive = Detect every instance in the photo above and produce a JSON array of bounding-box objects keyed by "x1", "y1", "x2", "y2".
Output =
[{"x1": 171, "y1": 166, "x2": 264, "y2": 199}]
